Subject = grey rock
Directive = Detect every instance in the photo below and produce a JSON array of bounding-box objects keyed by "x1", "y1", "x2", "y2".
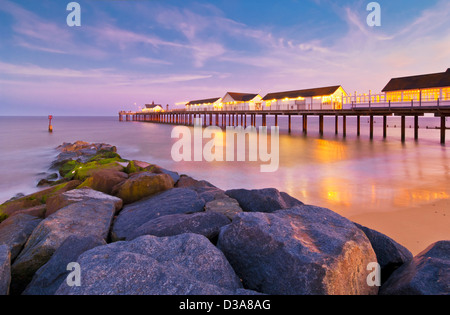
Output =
[
  {"x1": 225, "y1": 188, "x2": 304, "y2": 213},
  {"x1": 55, "y1": 233, "x2": 243, "y2": 295},
  {"x1": 0, "y1": 245, "x2": 11, "y2": 295},
  {"x1": 354, "y1": 223, "x2": 413, "y2": 283},
  {"x1": 23, "y1": 235, "x2": 106, "y2": 295},
  {"x1": 380, "y1": 241, "x2": 450, "y2": 295},
  {"x1": 217, "y1": 206, "x2": 378, "y2": 295},
  {"x1": 205, "y1": 196, "x2": 243, "y2": 220},
  {"x1": 111, "y1": 188, "x2": 205, "y2": 241},
  {"x1": 11, "y1": 199, "x2": 116, "y2": 294},
  {"x1": 126, "y1": 212, "x2": 230, "y2": 241},
  {"x1": 175, "y1": 175, "x2": 227, "y2": 202},
  {"x1": 160, "y1": 168, "x2": 181, "y2": 183},
  {"x1": 0, "y1": 214, "x2": 42, "y2": 261}
]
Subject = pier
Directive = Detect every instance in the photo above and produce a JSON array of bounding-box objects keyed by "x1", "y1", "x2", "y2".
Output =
[{"x1": 119, "y1": 104, "x2": 450, "y2": 144}]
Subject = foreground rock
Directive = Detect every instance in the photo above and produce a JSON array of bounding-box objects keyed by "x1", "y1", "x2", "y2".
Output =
[
  {"x1": 0, "y1": 214, "x2": 42, "y2": 261},
  {"x1": 205, "y1": 196, "x2": 243, "y2": 220},
  {"x1": 354, "y1": 223, "x2": 413, "y2": 284},
  {"x1": 78, "y1": 169, "x2": 128, "y2": 195},
  {"x1": 126, "y1": 212, "x2": 230, "y2": 241},
  {"x1": 45, "y1": 187, "x2": 123, "y2": 218},
  {"x1": 225, "y1": 188, "x2": 304, "y2": 213},
  {"x1": 380, "y1": 241, "x2": 450, "y2": 295},
  {"x1": 217, "y1": 206, "x2": 378, "y2": 295},
  {"x1": 23, "y1": 235, "x2": 106, "y2": 295},
  {"x1": 56, "y1": 234, "x2": 243, "y2": 295},
  {"x1": 11, "y1": 197, "x2": 118, "y2": 294},
  {"x1": 113, "y1": 172, "x2": 174, "y2": 204},
  {"x1": 0, "y1": 245, "x2": 11, "y2": 295},
  {"x1": 176, "y1": 175, "x2": 228, "y2": 202},
  {"x1": 111, "y1": 188, "x2": 205, "y2": 241}
]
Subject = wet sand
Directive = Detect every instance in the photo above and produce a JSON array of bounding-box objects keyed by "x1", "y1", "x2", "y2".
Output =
[{"x1": 349, "y1": 198, "x2": 450, "y2": 256}]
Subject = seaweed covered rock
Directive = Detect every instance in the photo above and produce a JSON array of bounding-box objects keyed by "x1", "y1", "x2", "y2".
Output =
[
  {"x1": 217, "y1": 206, "x2": 378, "y2": 295},
  {"x1": 55, "y1": 234, "x2": 243, "y2": 295},
  {"x1": 225, "y1": 188, "x2": 304, "y2": 213},
  {"x1": 111, "y1": 188, "x2": 205, "y2": 241},
  {"x1": 380, "y1": 241, "x2": 450, "y2": 295},
  {"x1": 112, "y1": 172, "x2": 174, "y2": 204},
  {"x1": 77, "y1": 169, "x2": 128, "y2": 195}
]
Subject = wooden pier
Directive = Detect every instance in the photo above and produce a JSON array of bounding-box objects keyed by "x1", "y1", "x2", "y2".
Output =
[{"x1": 119, "y1": 105, "x2": 450, "y2": 144}]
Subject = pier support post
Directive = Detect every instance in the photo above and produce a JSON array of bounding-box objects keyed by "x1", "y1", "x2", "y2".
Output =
[
  {"x1": 319, "y1": 115, "x2": 324, "y2": 136},
  {"x1": 335, "y1": 115, "x2": 338, "y2": 135},
  {"x1": 357, "y1": 115, "x2": 361, "y2": 136},
  {"x1": 401, "y1": 116, "x2": 406, "y2": 142},
  {"x1": 441, "y1": 116, "x2": 446, "y2": 145},
  {"x1": 343, "y1": 115, "x2": 347, "y2": 138},
  {"x1": 303, "y1": 115, "x2": 308, "y2": 134},
  {"x1": 244, "y1": 114, "x2": 247, "y2": 128},
  {"x1": 275, "y1": 114, "x2": 278, "y2": 127},
  {"x1": 370, "y1": 116, "x2": 374, "y2": 140},
  {"x1": 262, "y1": 114, "x2": 267, "y2": 127},
  {"x1": 287, "y1": 115, "x2": 291, "y2": 133},
  {"x1": 414, "y1": 116, "x2": 419, "y2": 140},
  {"x1": 383, "y1": 116, "x2": 387, "y2": 138}
]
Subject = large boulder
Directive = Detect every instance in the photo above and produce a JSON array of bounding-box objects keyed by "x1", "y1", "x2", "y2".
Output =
[
  {"x1": 10, "y1": 205, "x2": 46, "y2": 219},
  {"x1": 11, "y1": 198, "x2": 117, "y2": 294},
  {"x1": 380, "y1": 241, "x2": 450, "y2": 295},
  {"x1": 225, "y1": 188, "x2": 304, "y2": 213},
  {"x1": 217, "y1": 206, "x2": 378, "y2": 295},
  {"x1": 205, "y1": 196, "x2": 243, "y2": 220},
  {"x1": 0, "y1": 214, "x2": 42, "y2": 261},
  {"x1": 354, "y1": 223, "x2": 413, "y2": 284},
  {"x1": 113, "y1": 172, "x2": 174, "y2": 204},
  {"x1": 77, "y1": 169, "x2": 128, "y2": 195},
  {"x1": 126, "y1": 212, "x2": 231, "y2": 241},
  {"x1": 111, "y1": 188, "x2": 205, "y2": 241},
  {"x1": 55, "y1": 234, "x2": 243, "y2": 295},
  {"x1": 23, "y1": 235, "x2": 106, "y2": 295},
  {"x1": 45, "y1": 187, "x2": 123, "y2": 218},
  {"x1": 0, "y1": 245, "x2": 11, "y2": 295}
]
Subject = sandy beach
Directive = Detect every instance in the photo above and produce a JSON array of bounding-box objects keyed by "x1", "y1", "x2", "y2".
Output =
[{"x1": 350, "y1": 198, "x2": 450, "y2": 256}]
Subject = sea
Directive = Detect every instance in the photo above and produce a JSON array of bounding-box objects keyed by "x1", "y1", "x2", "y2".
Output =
[{"x1": 0, "y1": 115, "x2": 449, "y2": 254}]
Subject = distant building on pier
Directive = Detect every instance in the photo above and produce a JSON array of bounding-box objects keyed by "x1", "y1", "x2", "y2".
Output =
[
  {"x1": 262, "y1": 85, "x2": 348, "y2": 110},
  {"x1": 382, "y1": 68, "x2": 450, "y2": 103},
  {"x1": 143, "y1": 102, "x2": 163, "y2": 112}
]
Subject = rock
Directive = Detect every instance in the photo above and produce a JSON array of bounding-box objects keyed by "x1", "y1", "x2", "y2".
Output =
[
  {"x1": 225, "y1": 188, "x2": 304, "y2": 213},
  {"x1": 11, "y1": 199, "x2": 117, "y2": 294},
  {"x1": 0, "y1": 214, "x2": 42, "y2": 261},
  {"x1": 55, "y1": 234, "x2": 242, "y2": 295},
  {"x1": 0, "y1": 245, "x2": 11, "y2": 295},
  {"x1": 45, "y1": 187, "x2": 123, "y2": 218},
  {"x1": 10, "y1": 205, "x2": 46, "y2": 219},
  {"x1": 113, "y1": 172, "x2": 174, "y2": 204},
  {"x1": 205, "y1": 196, "x2": 244, "y2": 220},
  {"x1": 217, "y1": 206, "x2": 378, "y2": 295},
  {"x1": 0, "y1": 180, "x2": 81, "y2": 217},
  {"x1": 380, "y1": 241, "x2": 450, "y2": 295},
  {"x1": 160, "y1": 168, "x2": 181, "y2": 183},
  {"x1": 126, "y1": 212, "x2": 231, "y2": 241},
  {"x1": 22, "y1": 235, "x2": 106, "y2": 295},
  {"x1": 176, "y1": 175, "x2": 227, "y2": 202},
  {"x1": 111, "y1": 188, "x2": 205, "y2": 241},
  {"x1": 78, "y1": 170, "x2": 128, "y2": 195},
  {"x1": 354, "y1": 223, "x2": 413, "y2": 284}
]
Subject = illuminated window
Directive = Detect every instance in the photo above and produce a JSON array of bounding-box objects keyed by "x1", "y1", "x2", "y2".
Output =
[
  {"x1": 443, "y1": 88, "x2": 450, "y2": 100},
  {"x1": 266, "y1": 101, "x2": 271, "y2": 107},
  {"x1": 421, "y1": 89, "x2": 440, "y2": 101}
]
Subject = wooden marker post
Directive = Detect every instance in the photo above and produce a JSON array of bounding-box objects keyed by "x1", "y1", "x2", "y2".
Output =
[{"x1": 48, "y1": 115, "x2": 53, "y2": 132}]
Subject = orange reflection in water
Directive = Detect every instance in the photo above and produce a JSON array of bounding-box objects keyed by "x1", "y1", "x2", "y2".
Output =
[{"x1": 313, "y1": 139, "x2": 348, "y2": 163}]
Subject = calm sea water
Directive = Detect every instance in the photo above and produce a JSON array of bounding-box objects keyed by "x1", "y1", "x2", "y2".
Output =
[{"x1": 0, "y1": 115, "x2": 449, "y2": 253}]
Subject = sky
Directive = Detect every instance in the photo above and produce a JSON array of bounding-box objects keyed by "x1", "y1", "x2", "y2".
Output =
[{"x1": 0, "y1": 0, "x2": 449, "y2": 115}]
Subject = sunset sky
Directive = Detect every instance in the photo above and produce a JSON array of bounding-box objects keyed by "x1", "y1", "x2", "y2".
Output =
[{"x1": 0, "y1": 0, "x2": 449, "y2": 115}]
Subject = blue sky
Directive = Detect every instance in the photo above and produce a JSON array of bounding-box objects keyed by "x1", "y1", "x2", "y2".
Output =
[{"x1": 0, "y1": 0, "x2": 449, "y2": 115}]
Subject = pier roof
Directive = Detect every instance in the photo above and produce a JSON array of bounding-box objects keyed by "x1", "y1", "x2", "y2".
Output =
[
  {"x1": 224, "y1": 92, "x2": 260, "y2": 102},
  {"x1": 382, "y1": 68, "x2": 450, "y2": 92},
  {"x1": 187, "y1": 97, "x2": 221, "y2": 105},
  {"x1": 262, "y1": 85, "x2": 342, "y2": 101}
]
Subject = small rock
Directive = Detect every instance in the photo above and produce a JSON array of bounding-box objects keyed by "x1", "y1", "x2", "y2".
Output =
[
  {"x1": 77, "y1": 170, "x2": 128, "y2": 195},
  {"x1": 225, "y1": 188, "x2": 304, "y2": 213},
  {"x1": 176, "y1": 175, "x2": 227, "y2": 202},
  {"x1": 205, "y1": 196, "x2": 243, "y2": 220},
  {"x1": 380, "y1": 241, "x2": 450, "y2": 295}
]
